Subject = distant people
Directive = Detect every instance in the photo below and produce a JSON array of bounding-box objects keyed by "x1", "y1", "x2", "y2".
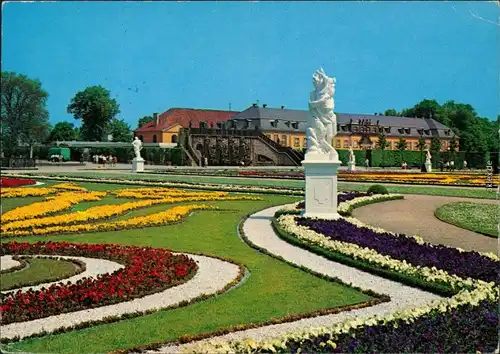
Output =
[
  {"x1": 463, "y1": 160, "x2": 467, "y2": 170},
  {"x1": 365, "y1": 158, "x2": 369, "y2": 169},
  {"x1": 450, "y1": 160, "x2": 455, "y2": 171},
  {"x1": 93, "y1": 155, "x2": 98, "y2": 164},
  {"x1": 113, "y1": 156, "x2": 118, "y2": 166},
  {"x1": 445, "y1": 161, "x2": 450, "y2": 171},
  {"x1": 204, "y1": 157, "x2": 208, "y2": 167},
  {"x1": 402, "y1": 161, "x2": 408, "y2": 170}
]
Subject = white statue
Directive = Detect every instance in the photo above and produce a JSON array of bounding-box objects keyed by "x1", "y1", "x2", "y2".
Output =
[
  {"x1": 132, "y1": 136, "x2": 143, "y2": 159},
  {"x1": 425, "y1": 148, "x2": 432, "y2": 164},
  {"x1": 348, "y1": 146, "x2": 355, "y2": 163},
  {"x1": 306, "y1": 68, "x2": 337, "y2": 156}
]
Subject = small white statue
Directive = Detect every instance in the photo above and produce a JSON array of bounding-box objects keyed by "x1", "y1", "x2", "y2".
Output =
[
  {"x1": 132, "y1": 136, "x2": 143, "y2": 159},
  {"x1": 348, "y1": 146, "x2": 355, "y2": 163},
  {"x1": 425, "y1": 148, "x2": 432, "y2": 164},
  {"x1": 306, "y1": 68, "x2": 337, "y2": 156}
]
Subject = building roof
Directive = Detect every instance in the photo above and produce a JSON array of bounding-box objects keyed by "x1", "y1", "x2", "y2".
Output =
[
  {"x1": 228, "y1": 106, "x2": 456, "y2": 139},
  {"x1": 134, "y1": 108, "x2": 237, "y2": 132}
]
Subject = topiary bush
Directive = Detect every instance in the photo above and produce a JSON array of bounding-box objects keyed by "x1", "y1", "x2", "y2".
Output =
[{"x1": 367, "y1": 184, "x2": 388, "y2": 195}]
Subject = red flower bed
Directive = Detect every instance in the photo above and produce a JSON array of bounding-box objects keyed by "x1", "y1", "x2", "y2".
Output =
[
  {"x1": 0, "y1": 177, "x2": 36, "y2": 188},
  {"x1": 0, "y1": 241, "x2": 198, "y2": 324}
]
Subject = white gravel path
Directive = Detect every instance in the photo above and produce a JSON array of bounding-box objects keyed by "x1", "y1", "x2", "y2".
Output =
[
  {"x1": 0, "y1": 253, "x2": 240, "y2": 340},
  {"x1": 0, "y1": 255, "x2": 23, "y2": 272},
  {"x1": 154, "y1": 205, "x2": 443, "y2": 354},
  {"x1": 1, "y1": 255, "x2": 124, "y2": 294}
]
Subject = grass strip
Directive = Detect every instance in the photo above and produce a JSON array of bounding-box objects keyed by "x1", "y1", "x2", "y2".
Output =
[
  {"x1": 1, "y1": 257, "x2": 84, "y2": 291},
  {"x1": 435, "y1": 202, "x2": 499, "y2": 238}
]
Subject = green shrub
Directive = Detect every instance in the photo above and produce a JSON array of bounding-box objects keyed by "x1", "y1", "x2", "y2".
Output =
[{"x1": 367, "y1": 184, "x2": 388, "y2": 195}]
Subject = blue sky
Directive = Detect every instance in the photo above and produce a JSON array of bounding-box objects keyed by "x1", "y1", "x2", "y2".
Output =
[{"x1": 2, "y1": 1, "x2": 498, "y2": 129}]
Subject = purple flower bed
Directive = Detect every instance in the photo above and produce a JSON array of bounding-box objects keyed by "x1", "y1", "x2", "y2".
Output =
[
  {"x1": 296, "y1": 192, "x2": 368, "y2": 210},
  {"x1": 279, "y1": 298, "x2": 497, "y2": 353},
  {"x1": 296, "y1": 218, "x2": 499, "y2": 284}
]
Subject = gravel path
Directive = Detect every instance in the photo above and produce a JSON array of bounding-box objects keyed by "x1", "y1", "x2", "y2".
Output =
[
  {"x1": 0, "y1": 255, "x2": 22, "y2": 272},
  {"x1": 0, "y1": 253, "x2": 240, "y2": 340},
  {"x1": 1, "y1": 255, "x2": 124, "y2": 294},
  {"x1": 154, "y1": 205, "x2": 442, "y2": 354},
  {"x1": 352, "y1": 194, "x2": 499, "y2": 254}
]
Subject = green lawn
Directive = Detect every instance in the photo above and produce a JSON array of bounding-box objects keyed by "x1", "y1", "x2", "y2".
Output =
[
  {"x1": 1, "y1": 257, "x2": 82, "y2": 291},
  {"x1": 435, "y1": 202, "x2": 499, "y2": 238},
  {"x1": 7, "y1": 171, "x2": 498, "y2": 199},
  {"x1": 2, "y1": 188, "x2": 374, "y2": 353}
]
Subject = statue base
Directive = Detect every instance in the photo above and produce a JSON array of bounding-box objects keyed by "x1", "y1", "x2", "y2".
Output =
[
  {"x1": 425, "y1": 162, "x2": 432, "y2": 173},
  {"x1": 132, "y1": 157, "x2": 144, "y2": 172},
  {"x1": 348, "y1": 161, "x2": 356, "y2": 171},
  {"x1": 301, "y1": 155, "x2": 342, "y2": 220}
]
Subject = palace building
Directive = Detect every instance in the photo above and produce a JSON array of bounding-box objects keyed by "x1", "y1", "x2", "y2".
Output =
[{"x1": 135, "y1": 104, "x2": 458, "y2": 153}]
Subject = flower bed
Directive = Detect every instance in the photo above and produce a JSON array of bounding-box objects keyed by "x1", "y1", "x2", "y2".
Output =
[
  {"x1": 191, "y1": 195, "x2": 499, "y2": 353},
  {"x1": 2, "y1": 204, "x2": 215, "y2": 237},
  {"x1": 1, "y1": 187, "x2": 56, "y2": 198},
  {"x1": 0, "y1": 177, "x2": 36, "y2": 188},
  {"x1": 4, "y1": 173, "x2": 305, "y2": 195},
  {"x1": 0, "y1": 241, "x2": 198, "y2": 324},
  {"x1": 1, "y1": 191, "x2": 106, "y2": 223}
]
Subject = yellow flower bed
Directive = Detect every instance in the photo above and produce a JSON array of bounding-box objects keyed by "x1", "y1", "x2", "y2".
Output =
[
  {"x1": 340, "y1": 172, "x2": 489, "y2": 186},
  {"x1": 51, "y1": 182, "x2": 87, "y2": 191},
  {"x1": 1, "y1": 191, "x2": 106, "y2": 223},
  {"x1": 112, "y1": 188, "x2": 228, "y2": 199},
  {"x1": 1, "y1": 194, "x2": 262, "y2": 233},
  {"x1": 1, "y1": 187, "x2": 56, "y2": 198},
  {"x1": 5, "y1": 204, "x2": 214, "y2": 236}
]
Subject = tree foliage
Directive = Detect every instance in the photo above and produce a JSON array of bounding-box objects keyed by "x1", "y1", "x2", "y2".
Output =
[
  {"x1": 48, "y1": 121, "x2": 79, "y2": 142},
  {"x1": 1, "y1": 71, "x2": 51, "y2": 156},
  {"x1": 376, "y1": 133, "x2": 389, "y2": 150},
  {"x1": 109, "y1": 118, "x2": 132, "y2": 142},
  {"x1": 396, "y1": 138, "x2": 407, "y2": 151},
  {"x1": 137, "y1": 116, "x2": 153, "y2": 129},
  {"x1": 67, "y1": 86, "x2": 120, "y2": 141},
  {"x1": 385, "y1": 99, "x2": 497, "y2": 153},
  {"x1": 417, "y1": 137, "x2": 427, "y2": 151}
]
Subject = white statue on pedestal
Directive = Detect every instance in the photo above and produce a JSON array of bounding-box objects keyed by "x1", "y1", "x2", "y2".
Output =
[
  {"x1": 132, "y1": 137, "x2": 143, "y2": 159},
  {"x1": 306, "y1": 68, "x2": 338, "y2": 159},
  {"x1": 425, "y1": 148, "x2": 432, "y2": 164},
  {"x1": 348, "y1": 146, "x2": 355, "y2": 163},
  {"x1": 425, "y1": 148, "x2": 432, "y2": 172}
]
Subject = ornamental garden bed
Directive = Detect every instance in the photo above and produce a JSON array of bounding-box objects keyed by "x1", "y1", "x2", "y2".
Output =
[
  {"x1": 0, "y1": 241, "x2": 198, "y2": 324},
  {"x1": 242, "y1": 204, "x2": 498, "y2": 353},
  {"x1": 0, "y1": 177, "x2": 36, "y2": 188}
]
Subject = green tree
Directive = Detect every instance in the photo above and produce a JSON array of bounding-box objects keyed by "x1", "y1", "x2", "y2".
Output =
[
  {"x1": 1, "y1": 71, "x2": 51, "y2": 157},
  {"x1": 108, "y1": 118, "x2": 132, "y2": 142},
  {"x1": 417, "y1": 137, "x2": 427, "y2": 166},
  {"x1": 67, "y1": 86, "x2": 120, "y2": 141},
  {"x1": 376, "y1": 133, "x2": 389, "y2": 167},
  {"x1": 396, "y1": 137, "x2": 407, "y2": 162},
  {"x1": 137, "y1": 115, "x2": 153, "y2": 129},
  {"x1": 48, "y1": 121, "x2": 78, "y2": 142},
  {"x1": 430, "y1": 137, "x2": 442, "y2": 165},
  {"x1": 384, "y1": 109, "x2": 399, "y2": 116},
  {"x1": 413, "y1": 99, "x2": 440, "y2": 119}
]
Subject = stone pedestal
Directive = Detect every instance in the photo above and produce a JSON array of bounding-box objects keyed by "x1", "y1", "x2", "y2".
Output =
[
  {"x1": 301, "y1": 152, "x2": 342, "y2": 220},
  {"x1": 425, "y1": 162, "x2": 432, "y2": 173},
  {"x1": 347, "y1": 161, "x2": 356, "y2": 171},
  {"x1": 132, "y1": 157, "x2": 144, "y2": 172}
]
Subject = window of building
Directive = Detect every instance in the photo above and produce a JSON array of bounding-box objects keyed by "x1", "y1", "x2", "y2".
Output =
[
  {"x1": 294, "y1": 137, "x2": 300, "y2": 147},
  {"x1": 292, "y1": 122, "x2": 299, "y2": 129},
  {"x1": 303, "y1": 138, "x2": 307, "y2": 148},
  {"x1": 344, "y1": 139, "x2": 349, "y2": 148},
  {"x1": 413, "y1": 142, "x2": 418, "y2": 150},
  {"x1": 335, "y1": 140, "x2": 341, "y2": 148},
  {"x1": 152, "y1": 135, "x2": 157, "y2": 143},
  {"x1": 353, "y1": 140, "x2": 358, "y2": 148},
  {"x1": 372, "y1": 126, "x2": 377, "y2": 133},
  {"x1": 281, "y1": 135, "x2": 288, "y2": 146},
  {"x1": 271, "y1": 120, "x2": 278, "y2": 128},
  {"x1": 353, "y1": 126, "x2": 358, "y2": 132},
  {"x1": 273, "y1": 134, "x2": 279, "y2": 142},
  {"x1": 171, "y1": 135, "x2": 177, "y2": 143}
]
